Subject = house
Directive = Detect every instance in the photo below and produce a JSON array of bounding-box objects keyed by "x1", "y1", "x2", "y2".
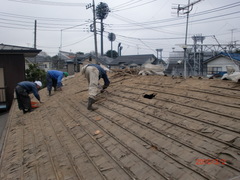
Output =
[
  {"x1": 0, "y1": 43, "x2": 41, "y2": 110},
  {"x1": 58, "y1": 51, "x2": 77, "y2": 75},
  {"x1": 203, "y1": 52, "x2": 240, "y2": 76},
  {"x1": 164, "y1": 51, "x2": 184, "y2": 76},
  {"x1": 75, "y1": 54, "x2": 112, "y2": 72},
  {"x1": 26, "y1": 51, "x2": 52, "y2": 72},
  {"x1": 165, "y1": 50, "x2": 216, "y2": 76},
  {"x1": 109, "y1": 54, "x2": 166, "y2": 70}
]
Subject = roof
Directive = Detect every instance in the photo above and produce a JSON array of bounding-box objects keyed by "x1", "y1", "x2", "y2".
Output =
[
  {"x1": 97, "y1": 56, "x2": 113, "y2": 65},
  {"x1": 0, "y1": 43, "x2": 41, "y2": 57},
  {"x1": 0, "y1": 73, "x2": 240, "y2": 179},
  {"x1": 27, "y1": 53, "x2": 52, "y2": 63},
  {"x1": 110, "y1": 54, "x2": 157, "y2": 65},
  {"x1": 204, "y1": 52, "x2": 240, "y2": 64},
  {"x1": 153, "y1": 58, "x2": 167, "y2": 66},
  {"x1": 76, "y1": 54, "x2": 113, "y2": 65},
  {"x1": 59, "y1": 51, "x2": 76, "y2": 60}
]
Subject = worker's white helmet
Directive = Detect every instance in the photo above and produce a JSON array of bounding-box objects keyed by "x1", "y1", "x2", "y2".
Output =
[{"x1": 34, "y1": 81, "x2": 42, "y2": 87}]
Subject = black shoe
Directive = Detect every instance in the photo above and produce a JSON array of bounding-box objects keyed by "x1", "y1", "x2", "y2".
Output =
[
  {"x1": 23, "y1": 109, "x2": 32, "y2": 114},
  {"x1": 87, "y1": 98, "x2": 98, "y2": 111}
]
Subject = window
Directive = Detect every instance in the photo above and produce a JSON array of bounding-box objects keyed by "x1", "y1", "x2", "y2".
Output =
[
  {"x1": 207, "y1": 67, "x2": 222, "y2": 75},
  {"x1": 0, "y1": 68, "x2": 6, "y2": 102}
]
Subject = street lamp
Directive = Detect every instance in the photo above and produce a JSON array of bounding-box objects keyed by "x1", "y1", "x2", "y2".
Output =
[{"x1": 180, "y1": 45, "x2": 187, "y2": 78}]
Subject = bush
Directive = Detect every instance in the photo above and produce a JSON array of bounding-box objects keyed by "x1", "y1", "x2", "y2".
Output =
[{"x1": 25, "y1": 64, "x2": 46, "y2": 88}]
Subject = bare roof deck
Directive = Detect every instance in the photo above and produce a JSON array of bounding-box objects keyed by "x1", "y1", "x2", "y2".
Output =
[{"x1": 0, "y1": 72, "x2": 240, "y2": 180}]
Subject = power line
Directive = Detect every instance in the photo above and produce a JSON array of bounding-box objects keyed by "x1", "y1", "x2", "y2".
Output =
[
  {"x1": 1, "y1": 1, "x2": 239, "y2": 32},
  {"x1": 112, "y1": 0, "x2": 157, "y2": 12},
  {"x1": 62, "y1": 34, "x2": 93, "y2": 47},
  {"x1": 0, "y1": 12, "x2": 86, "y2": 22},
  {"x1": 111, "y1": 0, "x2": 142, "y2": 9},
  {"x1": 8, "y1": 0, "x2": 87, "y2": 7},
  {"x1": 1, "y1": 1, "x2": 240, "y2": 56},
  {"x1": 109, "y1": 2, "x2": 240, "y2": 28},
  {"x1": 0, "y1": 17, "x2": 90, "y2": 29},
  {"x1": 106, "y1": 12, "x2": 240, "y2": 35}
]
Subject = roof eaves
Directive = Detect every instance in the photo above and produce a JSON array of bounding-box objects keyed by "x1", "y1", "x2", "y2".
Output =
[{"x1": 0, "y1": 43, "x2": 42, "y2": 57}]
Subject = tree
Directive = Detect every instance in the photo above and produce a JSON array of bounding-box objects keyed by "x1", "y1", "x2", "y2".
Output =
[
  {"x1": 52, "y1": 55, "x2": 65, "y2": 69},
  {"x1": 76, "y1": 51, "x2": 84, "y2": 55},
  {"x1": 105, "y1": 50, "x2": 118, "y2": 58},
  {"x1": 25, "y1": 64, "x2": 46, "y2": 88}
]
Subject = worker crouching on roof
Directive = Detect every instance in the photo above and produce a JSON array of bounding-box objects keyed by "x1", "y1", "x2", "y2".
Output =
[
  {"x1": 46, "y1": 70, "x2": 69, "y2": 96},
  {"x1": 81, "y1": 64, "x2": 110, "y2": 111},
  {"x1": 15, "y1": 81, "x2": 42, "y2": 114}
]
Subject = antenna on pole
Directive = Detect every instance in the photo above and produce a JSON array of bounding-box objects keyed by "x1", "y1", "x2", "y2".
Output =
[
  {"x1": 173, "y1": 0, "x2": 202, "y2": 78},
  {"x1": 86, "y1": 0, "x2": 98, "y2": 57}
]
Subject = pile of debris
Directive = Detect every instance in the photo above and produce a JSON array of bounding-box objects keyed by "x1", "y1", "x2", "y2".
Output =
[{"x1": 222, "y1": 65, "x2": 240, "y2": 82}]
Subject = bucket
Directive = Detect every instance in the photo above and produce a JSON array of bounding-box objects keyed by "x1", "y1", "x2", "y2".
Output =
[{"x1": 31, "y1": 101, "x2": 39, "y2": 108}]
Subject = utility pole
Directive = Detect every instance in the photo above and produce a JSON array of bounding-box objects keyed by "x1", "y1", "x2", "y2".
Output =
[
  {"x1": 174, "y1": 0, "x2": 202, "y2": 78},
  {"x1": 92, "y1": 0, "x2": 98, "y2": 57},
  {"x1": 100, "y1": 19, "x2": 104, "y2": 56},
  {"x1": 34, "y1": 20, "x2": 37, "y2": 64},
  {"x1": 34, "y1": 20, "x2": 37, "y2": 49},
  {"x1": 230, "y1": 28, "x2": 237, "y2": 51},
  {"x1": 183, "y1": 0, "x2": 190, "y2": 79},
  {"x1": 86, "y1": 0, "x2": 98, "y2": 57}
]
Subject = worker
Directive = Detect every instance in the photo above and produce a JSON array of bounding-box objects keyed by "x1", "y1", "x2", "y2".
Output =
[
  {"x1": 46, "y1": 70, "x2": 69, "y2": 96},
  {"x1": 15, "y1": 81, "x2": 42, "y2": 114},
  {"x1": 81, "y1": 64, "x2": 110, "y2": 111}
]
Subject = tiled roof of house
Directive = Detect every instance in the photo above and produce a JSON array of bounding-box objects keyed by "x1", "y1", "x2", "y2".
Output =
[
  {"x1": 204, "y1": 52, "x2": 240, "y2": 63},
  {"x1": 27, "y1": 54, "x2": 52, "y2": 63},
  {"x1": 0, "y1": 73, "x2": 240, "y2": 179},
  {"x1": 110, "y1": 54, "x2": 157, "y2": 65},
  {"x1": 221, "y1": 52, "x2": 240, "y2": 61},
  {"x1": 76, "y1": 54, "x2": 113, "y2": 65}
]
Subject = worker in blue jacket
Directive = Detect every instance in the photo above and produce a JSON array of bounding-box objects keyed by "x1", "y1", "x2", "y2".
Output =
[
  {"x1": 81, "y1": 64, "x2": 110, "y2": 110},
  {"x1": 15, "y1": 81, "x2": 42, "y2": 114},
  {"x1": 46, "y1": 70, "x2": 69, "y2": 96}
]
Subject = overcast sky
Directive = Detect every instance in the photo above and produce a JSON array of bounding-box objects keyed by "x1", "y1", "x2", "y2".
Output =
[{"x1": 1, "y1": 0, "x2": 240, "y2": 59}]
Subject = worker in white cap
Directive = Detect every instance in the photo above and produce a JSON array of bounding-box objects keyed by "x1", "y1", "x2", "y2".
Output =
[{"x1": 15, "y1": 81, "x2": 42, "y2": 114}]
